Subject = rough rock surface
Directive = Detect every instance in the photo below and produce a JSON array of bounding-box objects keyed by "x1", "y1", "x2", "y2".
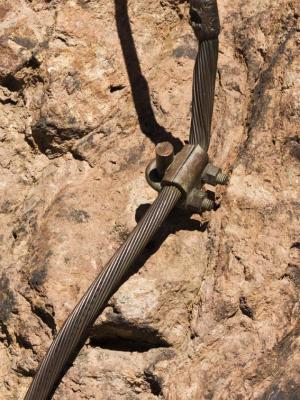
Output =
[{"x1": 0, "y1": 0, "x2": 299, "y2": 399}]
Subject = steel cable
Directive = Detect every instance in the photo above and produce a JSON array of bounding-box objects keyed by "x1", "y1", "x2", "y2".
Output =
[
  {"x1": 24, "y1": 1, "x2": 221, "y2": 397},
  {"x1": 189, "y1": 38, "x2": 219, "y2": 150},
  {"x1": 24, "y1": 186, "x2": 181, "y2": 400}
]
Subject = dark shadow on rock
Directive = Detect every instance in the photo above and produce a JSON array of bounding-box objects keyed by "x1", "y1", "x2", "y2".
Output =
[{"x1": 114, "y1": 0, "x2": 183, "y2": 152}]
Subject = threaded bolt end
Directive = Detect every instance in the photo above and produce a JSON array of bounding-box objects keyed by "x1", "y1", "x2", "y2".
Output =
[
  {"x1": 216, "y1": 172, "x2": 229, "y2": 185},
  {"x1": 201, "y1": 198, "x2": 214, "y2": 211}
]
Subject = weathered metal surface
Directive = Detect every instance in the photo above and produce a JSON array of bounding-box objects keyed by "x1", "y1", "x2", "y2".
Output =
[
  {"x1": 186, "y1": 188, "x2": 214, "y2": 212},
  {"x1": 190, "y1": 0, "x2": 220, "y2": 41},
  {"x1": 145, "y1": 158, "x2": 162, "y2": 192},
  {"x1": 24, "y1": 186, "x2": 182, "y2": 400},
  {"x1": 155, "y1": 141, "x2": 174, "y2": 178},
  {"x1": 189, "y1": 0, "x2": 220, "y2": 149},
  {"x1": 145, "y1": 142, "x2": 230, "y2": 212},
  {"x1": 201, "y1": 163, "x2": 229, "y2": 186},
  {"x1": 162, "y1": 144, "x2": 208, "y2": 197}
]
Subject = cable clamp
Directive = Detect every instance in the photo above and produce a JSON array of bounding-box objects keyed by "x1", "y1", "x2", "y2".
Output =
[{"x1": 145, "y1": 142, "x2": 229, "y2": 213}]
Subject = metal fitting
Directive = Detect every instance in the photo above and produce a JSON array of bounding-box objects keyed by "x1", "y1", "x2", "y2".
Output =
[
  {"x1": 146, "y1": 143, "x2": 216, "y2": 213},
  {"x1": 201, "y1": 163, "x2": 229, "y2": 186},
  {"x1": 162, "y1": 144, "x2": 208, "y2": 197},
  {"x1": 183, "y1": 188, "x2": 214, "y2": 212},
  {"x1": 155, "y1": 141, "x2": 174, "y2": 178},
  {"x1": 145, "y1": 143, "x2": 229, "y2": 212},
  {"x1": 145, "y1": 142, "x2": 174, "y2": 192},
  {"x1": 145, "y1": 159, "x2": 162, "y2": 192},
  {"x1": 189, "y1": 0, "x2": 220, "y2": 41}
]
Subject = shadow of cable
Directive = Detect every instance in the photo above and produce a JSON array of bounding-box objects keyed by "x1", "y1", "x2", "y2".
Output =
[
  {"x1": 114, "y1": 0, "x2": 183, "y2": 152},
  {"x1": 47, "y1": 7, "x2": 190, "y2": 394}
]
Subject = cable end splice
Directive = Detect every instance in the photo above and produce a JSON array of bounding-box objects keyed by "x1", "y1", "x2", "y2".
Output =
[
  {"x1": 189, "y1": 0, "x2": 220, "y2": 41},
  {"x1": 145, "y1": 142, "x2": 229, "y2": 213}
]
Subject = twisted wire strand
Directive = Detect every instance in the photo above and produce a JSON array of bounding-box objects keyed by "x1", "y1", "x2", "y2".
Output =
[
  {"x1": 24, "y1": 186, "x2": 181, "y2": 400},
  {"x1": 25, "y1": 5, "x2": 220, "y2": 399},
  {"x1": 189, "y1": 38, "x2": 219, "y2": 150}
]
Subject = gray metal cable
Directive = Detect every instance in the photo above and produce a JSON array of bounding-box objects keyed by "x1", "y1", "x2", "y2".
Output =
[
  {"x1": 24, "y1": 186, "x2": 181, "y2": 400},
  {"x1": 24, "y1": 2, "x2": 221, "y2": 398},
  {"x1": 189, "y1": 39, "x2": 219, "y2": 150},
  {"x1": 189, "y1": 0, "x2": 220, "y2": 149}
]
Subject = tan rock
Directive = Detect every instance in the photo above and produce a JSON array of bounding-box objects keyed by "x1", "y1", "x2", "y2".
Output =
[{"x1": 0, "y1": 0, "x2": 299, "y2": 399}]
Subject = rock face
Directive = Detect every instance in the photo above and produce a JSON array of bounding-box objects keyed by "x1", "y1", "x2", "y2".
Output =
[{"x1": 0, "y1": 0, "x2": 299, "y2": 399}]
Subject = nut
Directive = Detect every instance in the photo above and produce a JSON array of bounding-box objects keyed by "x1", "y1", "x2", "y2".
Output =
[
  {"x1": 184, "y1": 188, "x2": 215, "y2": 213},
  {"x1": 201, "y1": 163, "x2": 221, "y2": 186}
]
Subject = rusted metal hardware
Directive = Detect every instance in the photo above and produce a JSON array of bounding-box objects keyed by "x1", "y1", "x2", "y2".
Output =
[
  {"x1": 162, "y1": 144, "x2": 208, "y2": 196},
  {"x1": 189, "y1": 0, "x2": 220, "y2": 41},
  {"x1": 155, "y1": 141, "x2": 174, "y2": 178},
  {"x1": 145, "y1": 142, "x2": 228, "y2": 213},
  {"x1": 202, "y1": 163, "x2": 229, "y2": 185},
  {"x1": 184, "y1": 188, "x2": 214, "y2": 212},
  {"x1": 145, "y1": 141, "x2": 174, "y2": 193}
]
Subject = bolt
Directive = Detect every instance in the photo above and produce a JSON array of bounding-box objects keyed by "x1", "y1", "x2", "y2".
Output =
[
  {"x1": 216, "y1": 171, "x2": 229, "y2": 185},
  {"x1": 202, "y1": 163, "x2": 229, "y2": 186},
  {"x1": 201, "y1": 197, "x2": 214, "y2": 211},
  {"x1": 155, "y1": 142, "x2": 174, "y2": 178},
  {"x1": 201, "y1": 163, "x2": 219, "y2": 185}
]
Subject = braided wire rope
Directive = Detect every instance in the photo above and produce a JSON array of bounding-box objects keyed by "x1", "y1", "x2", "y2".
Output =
[
  {"x1": 24, "y1": 1, "x2": 220, "y2": 398},
  {"x1": 25, "y1": 186, "x2": 181, "y2": 400},
  {"x1": 189, "y1": 38, "x2": 219, "y2": 150}
]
